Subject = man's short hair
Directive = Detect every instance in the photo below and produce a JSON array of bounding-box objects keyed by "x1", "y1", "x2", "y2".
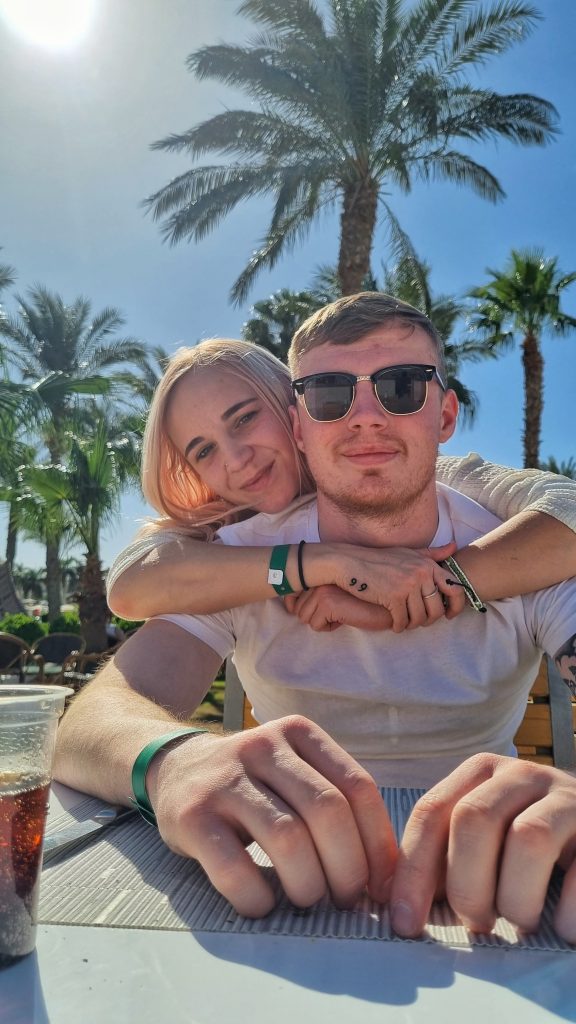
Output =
[{"x1": 289, "y1": 292, "x2": 447, "y2": 378}]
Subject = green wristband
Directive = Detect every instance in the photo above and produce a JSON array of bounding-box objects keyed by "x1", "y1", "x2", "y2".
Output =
[
  {"x1": 267, "y1": 544, "x2": 295, "y2": 596},
  {"x1": 131, "y1": 727, "x2": 208, "y2": 827}
]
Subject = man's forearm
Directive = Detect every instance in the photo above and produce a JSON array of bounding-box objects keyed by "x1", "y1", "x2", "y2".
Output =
[{"x1": 54, "y1": 665, "x2": 185, "y2": 806}]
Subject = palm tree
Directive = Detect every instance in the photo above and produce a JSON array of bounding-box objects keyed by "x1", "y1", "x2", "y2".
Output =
[
  {"x1": 0, "y1": 286, "x2": 150, "y2": 617},
  {"x1": 468, "y1": 249, "x2": 576, "y2": 467},
  {"x1": 12, "y1": 564, "x2": 46, "y2": 602},
  {"x1": 539, "y1": 456, "x2": 576, "y2": 479},
  {"x1": 243, "y1": 288, "x2": 321, "y2": 361},
  {"x1": 382, "y1": 255, "x2": 500, "y2": 426},
  {"x1": 310, "y1": 253, "x2": 494, "y2": 424},
  {"x1": 0, "y1": 255, "x2": 15, "y2": 297},
  {"x1": 24, "y1": 419, "x2": 141, "y2": 651},
  {"x1": 145, "y1": 0, "x2": 557, "y2": 302}
]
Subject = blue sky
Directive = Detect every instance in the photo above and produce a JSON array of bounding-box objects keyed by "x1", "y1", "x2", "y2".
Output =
[{"x1": 1, "y1": 0, "x2": 575, "y2": 570}]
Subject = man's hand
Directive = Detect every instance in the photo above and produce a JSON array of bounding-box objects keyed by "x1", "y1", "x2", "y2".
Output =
[
  {"x1": 147, "y1": 715, "x2": 398, "y2": 919},
  {"x1": 391, "y1": 753, "x2": 576, "y2": 943}
]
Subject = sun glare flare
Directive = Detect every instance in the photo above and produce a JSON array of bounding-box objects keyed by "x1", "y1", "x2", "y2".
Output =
[{"x1": 0, "y1": 0, "x2": 96, "y2": 50}]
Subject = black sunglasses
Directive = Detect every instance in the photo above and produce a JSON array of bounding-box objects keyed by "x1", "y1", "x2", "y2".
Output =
[{"x1": 291, "y1": 364, "x2": 447, "y2": 422}]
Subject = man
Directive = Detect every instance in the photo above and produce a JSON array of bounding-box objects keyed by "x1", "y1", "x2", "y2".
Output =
[{"x1": 55, "y1": 293, "x2": 576, "y2": 942}]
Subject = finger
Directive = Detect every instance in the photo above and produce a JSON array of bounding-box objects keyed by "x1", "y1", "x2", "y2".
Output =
[
  {"x1": 391, "y1": 790, "x2": 451, "y2": 936},
  {"x1": 420, "y1": 585, "x2": 446, "y2": 627},
  {"x1": 275, "y1": 718, "x2": 398, "y2": 905},
  {"x1": 391, "y1": 754, "x2": 501, "y2": 936},
  {"x1": 190, "y1": 814, "x2": 285, "y2": 918},
  {"x1": 405, "y1": 589, "x2": 428, "y2": 629},
  {"x1": 555, "y1": 859, "x2": 576, "y2": 944},
  {"x1": 496, "y1": 789, "x2": 576, "y2": 934},
  {"x1": 421, "y1": 542, "x2": 457, "y2": 562},
  {"x1": 436, "y1": 572, "x2": 466, "y2": 619},
  {"x1": 387, "y1": 596, "x2": 409, "y2": 633}
]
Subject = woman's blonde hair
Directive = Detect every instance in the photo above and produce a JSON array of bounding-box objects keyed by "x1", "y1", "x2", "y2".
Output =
[{"x1": 140, "y1": 338, "x2": 313, "y2": 538}]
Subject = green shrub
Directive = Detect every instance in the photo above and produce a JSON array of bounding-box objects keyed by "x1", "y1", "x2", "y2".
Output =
[
  {"x1": 111, "y1": 616, "x2": 144, "y2": 633},
  {"x1": 0, "y1": 613, "x2": 47, "y2": 645},
  {"x1": 48, "y1": 611, "x2": 81, "y2": 635}
]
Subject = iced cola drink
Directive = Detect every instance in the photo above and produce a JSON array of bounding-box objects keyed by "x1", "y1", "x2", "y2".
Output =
[{"x1": 0, "y1": 685, "x2": 71, "y2": 967}]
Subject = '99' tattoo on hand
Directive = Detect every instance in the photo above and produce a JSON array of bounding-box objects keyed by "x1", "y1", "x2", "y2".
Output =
[{"x1": 349, "y1": 578, "x2": 368, "y2": 592}]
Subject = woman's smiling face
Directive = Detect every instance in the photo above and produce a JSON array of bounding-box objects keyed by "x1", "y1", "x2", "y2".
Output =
[{"x1": 165, "y1": 366, "x2": 302, "y2": 513}]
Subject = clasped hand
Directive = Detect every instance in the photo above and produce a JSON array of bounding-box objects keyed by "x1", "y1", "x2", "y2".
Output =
[
  {"x1": 285, "y1": 542, "x2": 466, "y2": 633},
  {"x1": 146, "y1": 720, "x2": 576, "y2": 943}
]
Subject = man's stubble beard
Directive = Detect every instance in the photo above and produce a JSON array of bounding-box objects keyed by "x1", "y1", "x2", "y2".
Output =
[{"x1": 314, "y1": 450, "x2": 439, "y2": 526}]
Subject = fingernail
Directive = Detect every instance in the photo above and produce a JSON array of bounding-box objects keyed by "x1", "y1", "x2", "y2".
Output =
[{"x1": 391, "y1": 900, "x2": 416, "y2": 936}]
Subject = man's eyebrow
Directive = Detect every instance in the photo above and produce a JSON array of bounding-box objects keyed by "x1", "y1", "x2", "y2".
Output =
[{"x1": 184, "y1": 399, "x2": 257, "y2": 458}]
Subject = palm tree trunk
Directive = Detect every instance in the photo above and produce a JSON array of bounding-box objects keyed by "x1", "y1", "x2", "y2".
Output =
[
  {"x1": 5, "y1": 501, "x2": 17, "y2": 569},
  {"x1": 337, "y1": 178, "x2": 379, "y2": 296},
  {"x1": 45, "y1": 538, "x2": 62, "y2": 622},
  {"x1": 521, "y1": 333, "x2": 544, "y2": 468},
  {"x1": 77, "y1": 554, "x2": 108, "y2": 653}
]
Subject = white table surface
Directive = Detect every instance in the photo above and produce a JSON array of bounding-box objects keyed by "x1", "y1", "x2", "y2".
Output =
[{"x1": 1, "y1": 785, "x2": 575, "y2": 1023}]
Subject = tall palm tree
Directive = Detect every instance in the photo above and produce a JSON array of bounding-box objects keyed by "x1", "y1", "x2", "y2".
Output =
[
  {"x1": 0, "y1": 286, "x2": 150, "y2": 617},
  {"x1": 468, "y1": 249, "x2": 576, "y2": 467},
  {"x1": 243, "y1": 288, "x2": 321, "y2": 361},
  {"x1": 145, "y1": 0, "x2": 557, "y2": 302},
  {"x1": 24, "y1": 419, "x2": 141, "y2": 651}
]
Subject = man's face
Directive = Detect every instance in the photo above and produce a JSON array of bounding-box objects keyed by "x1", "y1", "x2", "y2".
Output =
[{"x1": 289, "y1": 325, "x2": 458, "y2": 525}]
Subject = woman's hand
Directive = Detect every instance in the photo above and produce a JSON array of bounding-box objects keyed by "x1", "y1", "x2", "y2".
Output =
[{"x1": 322, "y1": 542, "x2": 466, "y2": 632}]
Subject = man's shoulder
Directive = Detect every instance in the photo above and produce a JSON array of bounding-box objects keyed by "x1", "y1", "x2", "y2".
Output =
[
  {"x1": 216, "y1": 495, "x2": 319, "y2": 546},
  {"x1": 436, "y1": 481, "x2": 503, "y2": 546}
]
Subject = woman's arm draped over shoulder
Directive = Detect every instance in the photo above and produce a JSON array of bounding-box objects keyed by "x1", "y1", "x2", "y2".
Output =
[
  {"x1": 108, "y1": 455, "x2": 576, "y2": 620},
  {"x1": 437, "y1": 452, "x2": 576, "y2": 528},
  {"x1": 437, "y1": 452, "x2": 576, "y2": 599}
]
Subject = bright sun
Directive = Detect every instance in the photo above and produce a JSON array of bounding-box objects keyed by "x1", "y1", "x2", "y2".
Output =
[{"x1": 0, "y1": 0, "x2": 96, "y2": 50}]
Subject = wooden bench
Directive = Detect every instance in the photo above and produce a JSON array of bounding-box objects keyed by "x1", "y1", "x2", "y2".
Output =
[
  {"x1": 224, "y1": 656, "x2": 576, "y2": 770},
  {"x1": 513, "y1": 656, "x2": 576, "y2": 769}
]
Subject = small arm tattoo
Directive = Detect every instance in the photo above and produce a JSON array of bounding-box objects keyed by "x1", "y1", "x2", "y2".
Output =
[
  {"x1": 554, "y1": 632, "x2": 576, "y2": 698},
  {"x1": 349, "y1": 578, "x2": 368, "y2": 593}
]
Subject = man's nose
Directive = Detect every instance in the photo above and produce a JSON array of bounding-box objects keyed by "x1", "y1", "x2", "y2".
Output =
[{"x1": 347, "y1": 380, "x2": 388, "y2": 427}]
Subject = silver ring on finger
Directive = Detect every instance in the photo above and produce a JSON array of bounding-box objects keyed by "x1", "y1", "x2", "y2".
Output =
[{"x1": 422, "y1": 586, "x2": 439, "y2": 600}]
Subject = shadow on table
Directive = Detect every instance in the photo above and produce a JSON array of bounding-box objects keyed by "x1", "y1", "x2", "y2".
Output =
[
  {"x1": 41, "y1": 819, "x2": 576, "y2": 1022},
  {"x1": 0, "y1": 951, "x2": 50, "y2": 1024},
  {"x1": 194, "y1": 930, "x2": 576, "y2": 1020},
  {"x1": 116, "y1": 829, "x2": 576, "y2": 1021}
]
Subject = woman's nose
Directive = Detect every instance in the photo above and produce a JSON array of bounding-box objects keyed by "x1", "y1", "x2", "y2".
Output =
[{"x1": 223, "y1": 441, "x2": 253, "y2": 471}]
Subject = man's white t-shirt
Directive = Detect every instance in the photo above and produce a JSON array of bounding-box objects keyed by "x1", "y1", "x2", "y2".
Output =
[{"x1": 160, "y1": 484, "x2": 576, "y2": 788}]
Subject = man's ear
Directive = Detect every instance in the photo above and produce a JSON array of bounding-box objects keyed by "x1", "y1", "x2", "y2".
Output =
[
  {"x1": 439, "y1": 389, "x2": 459, "y2": 442},
  {"x1": 289, "y1": 403, "x2": 306, "y2": 453}
]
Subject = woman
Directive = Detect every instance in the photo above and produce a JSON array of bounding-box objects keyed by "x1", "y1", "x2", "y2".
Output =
[{"x1": 107, "y1": 338, "x2": 576, "y2": 628}]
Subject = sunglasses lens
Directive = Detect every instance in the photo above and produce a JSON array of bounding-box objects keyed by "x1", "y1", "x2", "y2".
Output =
[
  {"x1": 303, "y1": 375, "x2": 353, "y2": 421},
  {"x1": 375, "y1": 368, "x2": 428, "y2": 414}
]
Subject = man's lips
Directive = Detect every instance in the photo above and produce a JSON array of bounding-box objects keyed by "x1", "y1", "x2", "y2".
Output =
[{"x1": 341, "y1": 447, "x2": 402, "y2": 464}]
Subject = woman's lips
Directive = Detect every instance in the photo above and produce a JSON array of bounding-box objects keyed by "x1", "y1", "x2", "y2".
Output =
[{"x1": 239, "y1": 463, "x2": 273, "y2": 491}]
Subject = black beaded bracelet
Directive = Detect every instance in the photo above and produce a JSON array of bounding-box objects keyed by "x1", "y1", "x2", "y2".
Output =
[{"x1": 297, "y1": 539, "x2": 309, "y2": 591}]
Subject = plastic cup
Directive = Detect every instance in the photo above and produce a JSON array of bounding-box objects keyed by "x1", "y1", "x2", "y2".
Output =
[{"x1": 0, "y1": 684, "x2": 72, "y2": 967}]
